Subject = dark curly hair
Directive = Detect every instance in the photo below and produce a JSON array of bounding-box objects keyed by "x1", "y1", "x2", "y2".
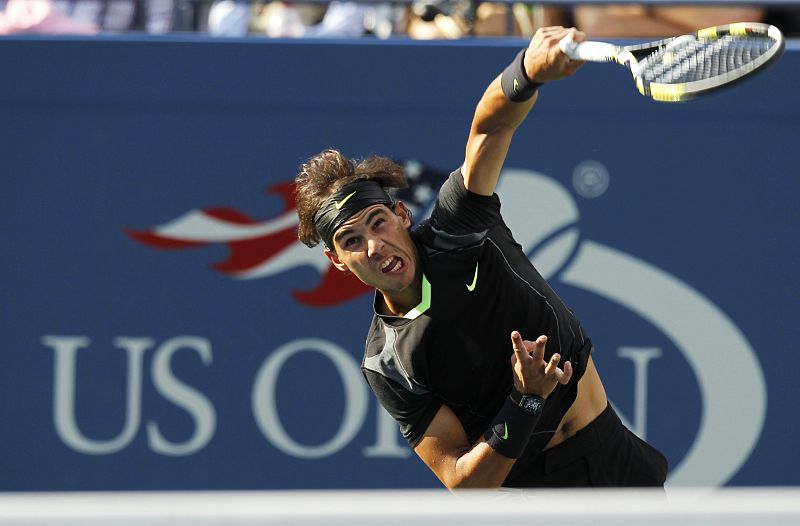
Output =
[{"x1": 295, "y1": 149, "x2": 407, "y2": 248}]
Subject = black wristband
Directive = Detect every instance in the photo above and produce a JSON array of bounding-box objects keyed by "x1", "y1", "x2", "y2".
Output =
[
  {"x1": 500, "y1": 49, "x2": 543, "y2": 103},
  {"x1": 509, "y1": 389, "x2": 546, "y2": 415},
  {"x1": 482, "y1": 393, "x2": 542, "y2": 459}
]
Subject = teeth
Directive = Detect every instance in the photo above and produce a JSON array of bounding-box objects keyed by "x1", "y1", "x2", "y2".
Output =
[{"x1": 381, "y1": 257, "x2": 402, "y2": 273}]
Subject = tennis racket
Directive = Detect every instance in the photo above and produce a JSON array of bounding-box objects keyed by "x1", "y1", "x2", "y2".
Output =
[{"x1": 559, "y1": 22, "x2": 784, "y2": 102}]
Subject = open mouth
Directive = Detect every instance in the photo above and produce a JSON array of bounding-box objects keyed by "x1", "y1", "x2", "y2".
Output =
[{"x1": 380, "y1": 256, "x2": 404, "y2": 274}]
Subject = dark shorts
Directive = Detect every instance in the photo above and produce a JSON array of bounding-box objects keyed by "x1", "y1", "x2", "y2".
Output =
[{"x1": 507, "y1": 404, "x2": 668, "y2": 488}]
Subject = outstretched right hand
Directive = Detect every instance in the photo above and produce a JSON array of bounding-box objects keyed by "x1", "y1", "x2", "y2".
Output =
[
  {"x1": 523, "y1": 26, "x2": 586, "y2": 84},
  {"x1": 510, "y1": 331, "x2": 573, "y2": 398}
]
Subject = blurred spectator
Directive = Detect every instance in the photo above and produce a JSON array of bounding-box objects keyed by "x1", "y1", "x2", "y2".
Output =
[
  {"x1": 210, "y1": 1, "x2": 794, "y2": 40},
  {"x1": 0, "y1": 0, "x2": 97, "y2": 33},
  {"x1": 207, "y1": 0, "x2": 249, "y2": 36},
  {"x1": 6, "y1": 0, "x2": 787, "y2": 39},
  {"x1": 209, "y1": 1, "x2": 402, "y2": 38},
  {"x1": 0, "y1": 0, "x2": 174, "y2": 34},
  {"x1": 472, "y1": 2, "x2": 567, "y2": 37},
  {"x1": 574, "y1": 4, "x2": 765, "y2": 38},
  {"x1": 406, "y1": 0, "x2": 468, "y2": 38},
  {"x1": 303, "y1": 1, "x2": 367, "y2": 37},
  {"x1": 407, "y1": 1, "x2": 567, "y2": 39},
  {"x1": 52, "y1": 0, "x2": 174, "y2": 32},
  {"x1": 207, "y1": 0, "x2": 320, "y2": 37}
]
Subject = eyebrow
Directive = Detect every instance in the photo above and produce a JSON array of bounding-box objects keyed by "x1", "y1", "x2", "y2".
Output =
[{"x1": 335, "y1": 209, "x2": 385, "y2": 242}]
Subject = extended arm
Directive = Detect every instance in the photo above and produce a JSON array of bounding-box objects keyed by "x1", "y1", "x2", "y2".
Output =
[
  {"x1": 414, "y1": 332, "x2": 572, "y2": 489},
  {"x1": 462, "y1": 26, "x2": 584, "y2": 197}
]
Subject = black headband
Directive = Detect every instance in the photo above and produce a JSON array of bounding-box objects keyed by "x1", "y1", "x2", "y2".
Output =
[{"x1": 313, "y1": 180, "x2": 394, "y2": 249}]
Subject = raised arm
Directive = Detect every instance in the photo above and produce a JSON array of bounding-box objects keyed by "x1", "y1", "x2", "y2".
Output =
[
  {"x1": 462, "y1": 27, "x2": 584, "y2": 197},
  {"x1": 414, "y1": 332, "x2": 572, "y2": 489}
]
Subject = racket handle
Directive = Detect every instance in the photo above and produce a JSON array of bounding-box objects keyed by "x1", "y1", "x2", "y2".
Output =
[{"x1": 559, "y1": 34, "x2": 617, "y2": 62}]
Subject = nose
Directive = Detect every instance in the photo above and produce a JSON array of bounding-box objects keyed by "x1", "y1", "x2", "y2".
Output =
[{"x1": 366, "y1": 235, "x2": 384, "y2": 258}]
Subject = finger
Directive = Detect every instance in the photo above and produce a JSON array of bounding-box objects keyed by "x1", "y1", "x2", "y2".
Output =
[
  {"x1": 528, "y1": 335, "x2": 547, "y2": 358},
  {"x1": 511, "y1": 331, "x2": 526, "y2": 358},
  {"x1": 555, "y1": 28, "x2": 582, "y2": 65},
  {"x1": 555, "y1": 43, "x2": 575, "y2": 68},
  {"x1": 544, "y1": 352, "x2": 561, "y2": 375},
  {"x1": 558, "y1": 360, "x2": 574, "y2": 385},
  {"x1": 538, "y1": 25, "x2": 565, "y2": 36}
]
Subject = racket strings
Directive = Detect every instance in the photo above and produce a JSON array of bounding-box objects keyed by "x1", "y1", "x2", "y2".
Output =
[{"x1": 639, "y1": 36, "x2": 776, "y2": 85}]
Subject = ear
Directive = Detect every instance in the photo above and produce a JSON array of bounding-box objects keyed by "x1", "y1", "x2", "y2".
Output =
[
  {"x1": 325, "y1": 247, "x2": 350, "y2": 273},
  {"x1": 393, "y1": 201, "x2": 412, "y2": 229}
]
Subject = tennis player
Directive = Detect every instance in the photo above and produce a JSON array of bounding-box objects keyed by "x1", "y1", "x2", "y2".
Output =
[{"x1": 294, "y1": 26, "x2": 667, "y2": 489}]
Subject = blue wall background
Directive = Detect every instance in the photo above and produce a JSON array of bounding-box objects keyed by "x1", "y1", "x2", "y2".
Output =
[{"x1": 1, "y1": 35, "x2": 798, "y2": 490}]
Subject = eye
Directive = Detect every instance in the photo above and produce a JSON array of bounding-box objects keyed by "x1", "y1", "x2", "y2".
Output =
[
  {"x1": 372, "y1": 218, "x2": 385, "y2": 229},
  {"x1": 344, "y1": 236, "x2": 360, "y2": 248}
]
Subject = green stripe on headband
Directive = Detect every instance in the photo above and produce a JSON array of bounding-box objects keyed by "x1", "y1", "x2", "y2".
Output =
[{"x1": 313, "y1": 180, "x2": 394, "y2": 249}]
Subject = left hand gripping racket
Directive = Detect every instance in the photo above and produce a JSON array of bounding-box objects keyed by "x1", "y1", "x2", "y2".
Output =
[{"x1": 559, "y1": 22, "x2": 785, "y2": 102}]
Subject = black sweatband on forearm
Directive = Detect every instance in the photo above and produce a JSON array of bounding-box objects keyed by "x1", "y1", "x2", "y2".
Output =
[
  {"x1": 500, "y1": 49, "x2": 542, "y2": 103},
  {"x1": 482, "y1": 394, "x2": 542, "y2": 459}
]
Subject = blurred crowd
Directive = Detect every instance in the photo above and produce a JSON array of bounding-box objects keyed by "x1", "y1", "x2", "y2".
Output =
[{"x1": 1, "y1": 0, "x2": 798, "y2": 38}]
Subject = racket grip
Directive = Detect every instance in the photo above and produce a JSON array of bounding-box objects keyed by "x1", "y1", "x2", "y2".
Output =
[{"x1": 559, "y1": 34, "x2": 617, "y2": 62}]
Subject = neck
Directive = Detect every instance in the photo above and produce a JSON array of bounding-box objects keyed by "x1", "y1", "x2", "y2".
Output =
[{"x1": 377, "y1": 271, "x2": 423, "y2": 318}]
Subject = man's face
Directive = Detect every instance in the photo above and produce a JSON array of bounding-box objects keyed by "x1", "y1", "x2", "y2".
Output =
[{"x1": 325, "y1": 203, "x2": 417, "y2": 296}]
